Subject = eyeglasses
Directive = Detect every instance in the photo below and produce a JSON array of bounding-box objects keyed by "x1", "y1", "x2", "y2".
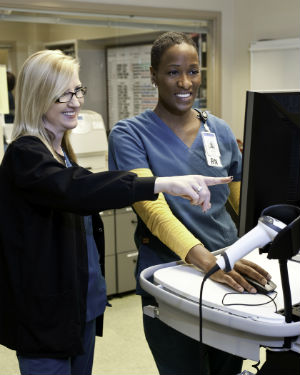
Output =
[{"x1": 55, "y1": 87, "x2": 87, "y2": 103}]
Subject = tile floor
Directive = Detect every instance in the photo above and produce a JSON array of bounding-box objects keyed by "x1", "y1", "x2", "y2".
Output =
[{"x1": 0, "y1": 292, "x2": 263, "y2": 374}]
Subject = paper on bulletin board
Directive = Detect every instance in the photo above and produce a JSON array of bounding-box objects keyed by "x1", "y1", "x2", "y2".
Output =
[
  {"x1": 0, "y1": 64, "x2": 9, "y2": 114},
  {"x1": 106, "y1": 44, "x2": 158, "y2": 129}
]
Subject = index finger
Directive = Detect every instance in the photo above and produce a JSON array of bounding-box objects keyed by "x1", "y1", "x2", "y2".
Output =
[{"x1": 203, "y1": 176, "x2": 233, "y2": 186}]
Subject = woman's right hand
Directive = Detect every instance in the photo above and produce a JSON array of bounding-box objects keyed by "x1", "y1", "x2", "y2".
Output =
[
  {"x1": 185, "y1": 244, "x2": 271, "y2": 294},
  {"x1": 154, "y1": 175, "x2": 233, "y2": 212}
]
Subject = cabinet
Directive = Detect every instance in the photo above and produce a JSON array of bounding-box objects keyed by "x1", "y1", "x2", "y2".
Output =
[
  {"x1": 115, "y1": 207, "x2": 138, "y2": 294},
  {"x1": 101, "y1": 207, "x2": 138, "y2": 296},
  {"x1": 100, "y1": 210, "x2": 117, "y2": 296}
]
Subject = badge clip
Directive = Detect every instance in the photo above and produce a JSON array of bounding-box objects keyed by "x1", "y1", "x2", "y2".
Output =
[{"x1": 196, "y1": 110, "x2": 208, "y2": 124}]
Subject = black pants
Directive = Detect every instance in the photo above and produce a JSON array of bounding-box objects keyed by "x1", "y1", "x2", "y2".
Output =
[{"x1": 142, "y1": 296, "x2": 243, "y2": 375}]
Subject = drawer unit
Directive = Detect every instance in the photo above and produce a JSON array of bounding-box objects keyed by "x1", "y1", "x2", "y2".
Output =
[
  {"x1": 105, "y1": 254, "x2": 117, "y2": 296},
  {"x1": 115, "y1": 207, "x2": 138, "y2": 293},
  {"x1": 115, "y1": 207, "x2": 138, "y2": 254},
  {"x1": 117, "y1": 250, "x2": 138, "y2": 294},
  {"x1": 100, "y1": 207, "x2": 139, "y2": 295},
  {"x1": 100, "y1": 210, "x2": 115, "y2": 256},
  {"x1": 101, "y1": 209, "x2": 116, "y2": 295}
]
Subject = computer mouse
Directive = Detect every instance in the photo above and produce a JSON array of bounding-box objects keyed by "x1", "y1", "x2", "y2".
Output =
[{"x1": 243, "y1": 275, "x2": 277, "y2": 294}]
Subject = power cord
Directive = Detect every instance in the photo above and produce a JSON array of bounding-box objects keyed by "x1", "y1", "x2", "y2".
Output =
[
  {"x1": 198, "y1": 264, "x2": 278, "y2": 375},
  {"x1": 222, "y1": 291, "x2": 278, "y2": 312},
  {"x1": 199, "y1": 265, "x2": 220, "y2": 375}
]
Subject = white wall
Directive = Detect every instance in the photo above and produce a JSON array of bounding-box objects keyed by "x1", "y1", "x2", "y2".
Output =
[{"x1": 231, "y1": 0, "x2": 300, "y2": 139}]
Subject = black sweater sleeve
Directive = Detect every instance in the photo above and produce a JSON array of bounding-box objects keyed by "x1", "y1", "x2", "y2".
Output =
[{"x1": 3, "y1": 136, "x2": 157, "y2": 214}]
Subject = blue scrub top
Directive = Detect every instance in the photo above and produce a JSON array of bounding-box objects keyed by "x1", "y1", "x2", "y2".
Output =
[
  {"x1": 83, "y1": 215, "x2": 107, "y2": 322},
  {"x1": 109, "y1": 109, "x2": 242, "y2": 251}
]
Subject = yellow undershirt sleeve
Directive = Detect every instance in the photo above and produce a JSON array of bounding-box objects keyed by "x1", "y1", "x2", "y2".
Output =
[
  {"x1": 227, "y1": 181, "x2": 241, "y2": 215},
  {"x1": 131, "y1": 168, "x2": 202, "y2": 260}
]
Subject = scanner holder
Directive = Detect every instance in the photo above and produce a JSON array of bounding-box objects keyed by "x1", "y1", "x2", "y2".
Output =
[{"x1": 259, "y1": 204, "x2": 300, "y2": 347}]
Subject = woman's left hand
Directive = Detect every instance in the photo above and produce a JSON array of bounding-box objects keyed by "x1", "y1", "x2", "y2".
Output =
[
  {"x1": 208, "y1": 259, "x2": 272, "y2": 294},
  {"x1": 231, "y1": 259, "x2": 272, "y2": 293}
]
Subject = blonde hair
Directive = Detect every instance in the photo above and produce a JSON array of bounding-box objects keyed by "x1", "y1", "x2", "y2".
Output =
[{"x1": 12, "y1": 49, "x2": 79, "y2": 162}]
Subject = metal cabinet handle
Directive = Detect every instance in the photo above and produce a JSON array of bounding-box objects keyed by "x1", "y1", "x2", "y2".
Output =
[{"x1": 126, "y1": 252, "x2": 138, "y2": 258}]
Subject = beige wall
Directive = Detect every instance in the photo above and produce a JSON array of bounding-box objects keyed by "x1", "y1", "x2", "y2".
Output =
[
  {"x1": 231, "y1": 0, "x2": 300, "y2": 139},
  {"x1": 0, "y1": 0, "x2": 299, "y2": 138},
  {"x1": 0, "y1": 22, "x2": 142, "y2": 72},
  {"x1": 0, "y1": 22, "x2": 49, "y2": 73},
  {"x1": 45, "y1": 24, "x2": 144, "y2": 44}
]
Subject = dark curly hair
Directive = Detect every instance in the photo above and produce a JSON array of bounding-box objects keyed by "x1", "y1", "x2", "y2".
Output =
[{"x1": 151, "y1": 31, "x2": 197, "y2": 70}]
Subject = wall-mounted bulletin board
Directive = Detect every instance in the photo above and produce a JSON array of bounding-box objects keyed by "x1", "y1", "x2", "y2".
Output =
[{"x1": 106, "y1": 44, "x2": 157, "y2": 129}]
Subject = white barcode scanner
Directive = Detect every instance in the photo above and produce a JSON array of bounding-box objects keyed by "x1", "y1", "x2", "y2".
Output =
[{"x1": 208, "y1": 215, "x2": 287, "y2": 275}]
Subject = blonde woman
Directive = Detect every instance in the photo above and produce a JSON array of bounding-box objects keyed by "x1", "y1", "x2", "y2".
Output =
[{"x1": 0, "y1": 49, "x2": 231, "y2": 375}]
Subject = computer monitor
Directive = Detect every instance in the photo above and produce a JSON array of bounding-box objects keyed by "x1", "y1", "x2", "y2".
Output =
[{"x1": 238, "y1": 90, "x2": 300, "y2": 237}]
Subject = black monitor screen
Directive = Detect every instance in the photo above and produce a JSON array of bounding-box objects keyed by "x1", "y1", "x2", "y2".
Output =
[{"x1": 239, "y1": 91, "x2": 300, "y2": 236}]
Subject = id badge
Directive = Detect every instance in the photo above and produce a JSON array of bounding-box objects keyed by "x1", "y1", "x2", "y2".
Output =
[{"x1": 201, "y1": 131, "x2": 223, "y2": 167}]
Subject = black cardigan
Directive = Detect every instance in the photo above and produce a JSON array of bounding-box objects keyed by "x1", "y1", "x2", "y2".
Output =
[{"x1": 0, "y1": 136, "x2": 157, "y2": 358}]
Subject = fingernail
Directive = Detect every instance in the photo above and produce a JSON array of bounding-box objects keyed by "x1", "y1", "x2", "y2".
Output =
[
  {"x1": 267, "y1": 274, "x2": 272, "y2": 280},
  {"x1": 250, "y1": 287, "x2": 257, "y2": 294},
  {"x1": 238, "y1": 287, "x2": 244, "y2": 293}
]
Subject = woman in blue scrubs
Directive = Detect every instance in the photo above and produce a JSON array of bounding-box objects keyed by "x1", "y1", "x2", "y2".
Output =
[{"x1": 109, "y1": 32, "x2": 272, "y2": 375}]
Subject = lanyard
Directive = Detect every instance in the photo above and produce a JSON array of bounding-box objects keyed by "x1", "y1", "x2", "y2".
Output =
[{"x1": 62, "y1": 149, "x2": 72, "y2": 168}]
